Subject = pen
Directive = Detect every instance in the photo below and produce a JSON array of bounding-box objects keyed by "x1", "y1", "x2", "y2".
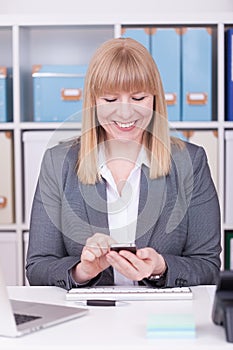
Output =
[{"x1": 76, "y1": 300, "x2": 127, "y2": 307}]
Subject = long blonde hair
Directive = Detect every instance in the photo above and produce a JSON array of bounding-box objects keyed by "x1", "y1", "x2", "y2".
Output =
[{"x1": 77, "y1": 37, "x2": 173, "y2": 184}]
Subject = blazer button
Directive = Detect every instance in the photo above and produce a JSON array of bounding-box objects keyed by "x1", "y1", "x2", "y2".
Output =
[{"x1": 175, "y1": 278, "x2": 181, "y2": 286}]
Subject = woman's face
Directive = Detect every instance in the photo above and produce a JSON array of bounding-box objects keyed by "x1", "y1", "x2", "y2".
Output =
[{"x1": 96, "y1": 91, "x2": 154, "y2": 144}]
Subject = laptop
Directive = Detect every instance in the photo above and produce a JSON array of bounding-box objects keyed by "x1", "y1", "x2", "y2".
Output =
[{"x1": 0, "y1": 265, "x2": 88, "y2": 337}]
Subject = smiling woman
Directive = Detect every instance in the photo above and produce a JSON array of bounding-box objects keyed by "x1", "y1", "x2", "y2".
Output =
[{"x1": 26, "y1": 37, "x2": 221, "y2": 290}]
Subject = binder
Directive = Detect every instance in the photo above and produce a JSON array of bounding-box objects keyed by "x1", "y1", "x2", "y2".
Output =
[
  {"x1": 224, "y1": 231, "x2": 233, "y2": 270},
  {"x1": 188, "y1": 130, "x2": 218, "y2": 191},
  {"x1": 0, "y1": 67, "x2": 7, "y2": 122},
  {"x1": 226, "y1": 29, "x2": 233, "y2": 121},
  {"x1": 151, "y1": 28, "x2": 181, "y2": 122},
  {"x1": 225, "y1": 131, "x2": 233, "y2": 225},
  {"x1": 0, "y1": 132, "x2": 14, "y2": 223},
  {"x1": 121, "y1": 27, "x2": 150, "y2": 51},
  {"x1": 182, "y1": 28, "x2": 212, "y2": 121}
]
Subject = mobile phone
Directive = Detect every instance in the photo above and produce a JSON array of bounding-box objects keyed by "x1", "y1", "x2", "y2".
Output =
[{"x1": 110, "y1": 243, "x2": 137, "y2": 254}]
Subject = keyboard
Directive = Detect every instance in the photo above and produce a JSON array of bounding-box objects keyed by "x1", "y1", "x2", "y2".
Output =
[
  {"x1": 66, "y1": 286, "x2": 192, "y2": 301},
  {"x1": 14, "y1": 313, "x2": 41, "y2": 325}
]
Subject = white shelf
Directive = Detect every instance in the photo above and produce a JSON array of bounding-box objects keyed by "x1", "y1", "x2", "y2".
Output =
[{"x1": 0, "y1": 14, "x2": 232, "y2": 284}]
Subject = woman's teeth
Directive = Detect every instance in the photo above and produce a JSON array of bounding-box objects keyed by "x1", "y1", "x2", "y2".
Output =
[{"x1": 115, "y1": 121, "x2": 135, "y2": 128}]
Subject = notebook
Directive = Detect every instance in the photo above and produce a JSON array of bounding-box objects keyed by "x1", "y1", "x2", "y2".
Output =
[
  {"x1": 0, "y1": 265, "x2": 88, "y2": 337},
  {"x1": 66, "y1": 285, "x2": 193, "y2": 301}
]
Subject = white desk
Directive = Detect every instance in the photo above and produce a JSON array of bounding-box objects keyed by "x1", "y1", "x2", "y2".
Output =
[{"x1": 0, "y1": 286, "x2": 232, "y2": 350}]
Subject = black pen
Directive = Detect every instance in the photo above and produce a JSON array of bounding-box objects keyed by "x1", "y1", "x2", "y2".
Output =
[{"x1": 76, "y1": 299, "x2": 127, "y2": 307}]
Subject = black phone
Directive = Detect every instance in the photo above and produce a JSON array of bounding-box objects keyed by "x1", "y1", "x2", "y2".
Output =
[
  {"x1": 110, "y1": 243, "x2": 137, "y2": 254},
  {"x1": 212, "y1": 270, "x2": 233, "y2": 343}
]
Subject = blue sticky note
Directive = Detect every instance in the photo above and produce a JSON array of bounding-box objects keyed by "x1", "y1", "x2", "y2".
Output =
[{"x1": 147, "y1": 313, "x2": 196, "y2": 339}]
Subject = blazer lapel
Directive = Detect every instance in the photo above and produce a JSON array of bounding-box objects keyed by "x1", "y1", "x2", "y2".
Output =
[
  {"x1": 79, "y1": 179, "x2": 110, "y2": 235},
  {"x1": 135, "y1": 165, "x2": 167, "y2": 247}
]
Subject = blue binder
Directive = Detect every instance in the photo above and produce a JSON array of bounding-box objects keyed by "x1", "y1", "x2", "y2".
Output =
[
  {"x1": 226, "y1": 29, "x2": 233, "y2": 121},
  {"x1": 151, "y1": 28, "x2": 181, "y2": 122},
  {"x1": 33, "y1": 65, "x2": 87, "y2": 122},
  {"x1": 0, "y1": 67, "x2": 7, "y2": 122},
  {"x1": 121, "y1": 27, "x2": 150, "y2": 51},
  {"x1": 182, "y1": 28, "x2": 212, "y2": 121}
]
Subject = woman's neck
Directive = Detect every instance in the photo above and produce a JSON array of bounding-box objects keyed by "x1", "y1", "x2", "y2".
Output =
[
  {"x1": 104, "y1": 139, "x2": 142, "y2": 164},
  {"x1": 103, "y1": 139, "x2": 142, "y2": 194}
]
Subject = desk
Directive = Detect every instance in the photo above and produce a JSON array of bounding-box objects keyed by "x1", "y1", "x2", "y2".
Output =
[{"x1": 0, "y1": 286, "x2": 231, "y2": 350}]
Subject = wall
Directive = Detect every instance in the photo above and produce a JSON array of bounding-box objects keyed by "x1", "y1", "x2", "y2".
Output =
[{"x1": 0, "y1": 0, "x2": 232, "y2": 15}]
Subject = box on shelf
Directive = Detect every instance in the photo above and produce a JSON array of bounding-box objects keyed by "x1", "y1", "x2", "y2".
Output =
[
  {"x1": 23, "y1": 130, "x2": 81, "y2": 224},
  {"x1": 225, "y1": 130, "x2": 233, "y2": 225},
  {"x1": 0, "y1": 232, "x2": 18, "y2": 285},
  {"x1": 32, "y1": 64, "x2": 87, "y2": 122},
  {"x1": 0, "y1": 131, "x2": 14, "y2": 224}
]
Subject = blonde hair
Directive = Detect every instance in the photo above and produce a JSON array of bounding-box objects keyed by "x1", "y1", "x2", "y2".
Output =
[{"x1": 77, "y1": 37, "x2": 176, "y2": 184}]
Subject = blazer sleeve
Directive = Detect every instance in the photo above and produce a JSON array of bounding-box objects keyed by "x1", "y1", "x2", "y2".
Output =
[
  {"x1": 161, "y1": 146, "x2": 222, "y2": 287},
  {"x1": 26, "y1": 147, "x2": 82, "y2": 290}
]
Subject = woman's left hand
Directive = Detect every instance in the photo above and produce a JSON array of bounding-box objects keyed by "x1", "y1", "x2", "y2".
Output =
[{"x1": 106, "y1": 247, "x2": 167, "y2": 281}]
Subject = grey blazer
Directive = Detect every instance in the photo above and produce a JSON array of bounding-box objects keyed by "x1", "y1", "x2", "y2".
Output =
[{"x1": 26, "y1": 140, "x2": 221, "y2": 290}]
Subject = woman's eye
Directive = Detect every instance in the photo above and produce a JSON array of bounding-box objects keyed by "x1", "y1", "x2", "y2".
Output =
[
  {"x1": 104, "y1": 98, "x2": 117, "y2": 103},
  {"x1": 132, "y1": 96, "x2": 145, "y2": 101}
]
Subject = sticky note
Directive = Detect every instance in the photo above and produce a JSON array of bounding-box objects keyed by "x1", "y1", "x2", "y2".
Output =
[{"x1": 146, "y1": 313, "x2": 196, "y2": 339}]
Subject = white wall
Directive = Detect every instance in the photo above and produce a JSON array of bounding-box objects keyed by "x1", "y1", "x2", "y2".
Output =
[{"x1": 0, "y1": 0, "x2": 232, "y2": 15}]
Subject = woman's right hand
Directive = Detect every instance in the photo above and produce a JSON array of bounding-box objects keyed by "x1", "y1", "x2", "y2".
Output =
[{"x1": 71, "y1": 233, "x2": 116, "y2": 284}]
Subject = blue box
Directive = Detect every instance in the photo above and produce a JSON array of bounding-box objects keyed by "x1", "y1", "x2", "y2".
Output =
[
  {"x1": 151, "y1": 28, "x2": 181, "y2": 122},
  {"x1": 33, "y1": 65, "x2": 87, "y2": 122},
  {"x1": 0, "y1": 67, "x2": 9, "y2": 122},
  {"x1": 121, "y1": 27, "x2": 150, "y2": 51},
  {"x1": 182, "y1": 28, "x2": 212, "y2": 121}
]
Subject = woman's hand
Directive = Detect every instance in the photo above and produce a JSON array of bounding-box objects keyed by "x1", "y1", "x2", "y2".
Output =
[
  {"x1": 72, "y1": 233, "x2": 115, "y2": 284},
  {"x1": 105, "y1": 247, "x2": 167, "y2": 281}
]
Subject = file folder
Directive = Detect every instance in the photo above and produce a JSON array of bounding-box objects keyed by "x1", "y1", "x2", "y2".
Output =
[
  {"x1": 188, "y1": 130, "x2": 218, "y2": 191},
  {"x1": 226, "y1": 29, "x2": 233, "y2": 121},
  {"x1": 121, "y1": 27, "x2": 150, "y2": 51},
  {"x1": 225, "y1": 130, "x2": 233, "y2": 225},
  {"x1": 182, "y1": 28, "x2": 212, "y2": 121},
  {"x1": 151, "y1": 28, "x2": 181, "y2": 122},
  {"x1": 0, "y1": 132, "x2": 14, "y2": 223}
]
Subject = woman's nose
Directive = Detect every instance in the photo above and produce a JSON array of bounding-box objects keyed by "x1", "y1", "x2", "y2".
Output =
[{"x1": 116, "y1": 102, "x2": 134, "y2": 119}]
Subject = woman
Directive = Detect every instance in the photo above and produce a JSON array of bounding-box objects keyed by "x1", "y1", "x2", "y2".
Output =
[{"x1": 26, "y1": 38, "x2": 221, "y2": 289}]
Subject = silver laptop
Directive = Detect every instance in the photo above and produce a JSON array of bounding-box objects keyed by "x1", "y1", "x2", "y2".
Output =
[{"x1": 0, "y1": 265, "x2": 88, "y2": 337}]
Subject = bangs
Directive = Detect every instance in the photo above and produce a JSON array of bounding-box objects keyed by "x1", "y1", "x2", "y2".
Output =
[{"x1": 90, "y1": 46, "x2": 157, "y2": 97}]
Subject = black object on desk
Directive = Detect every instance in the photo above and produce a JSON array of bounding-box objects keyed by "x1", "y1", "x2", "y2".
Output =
[{"x1": 212, "y1": 270, "x2": 233, "y2": 343}]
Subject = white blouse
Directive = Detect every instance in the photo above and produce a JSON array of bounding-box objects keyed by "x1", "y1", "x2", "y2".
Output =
[{"x1": 99, "y1": 146, "x2": 149, "y2": 285}]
